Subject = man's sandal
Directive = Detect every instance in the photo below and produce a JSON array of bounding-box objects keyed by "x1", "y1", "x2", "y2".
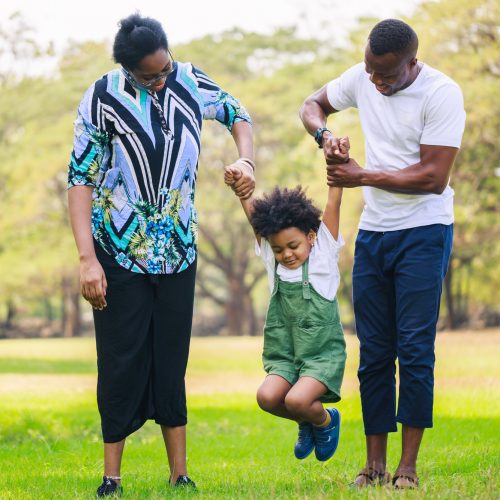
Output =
[
  {"x1": 392, "y1": 471, "x2": 419, "y2": 489},
  {"x1": 351, "y1": 467, "x2": 391, "y2": 488}
]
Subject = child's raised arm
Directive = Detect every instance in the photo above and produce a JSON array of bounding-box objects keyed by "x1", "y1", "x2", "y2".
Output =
[
  {"x1": 224, "y1": 166, "x2": 261, "y2": 244},
  {"x1": 322, "y1": 137, "x2": 348, "y2": 240},
  {"x1": 323, "y1": 186, "x2": 343, "y2": 241}
]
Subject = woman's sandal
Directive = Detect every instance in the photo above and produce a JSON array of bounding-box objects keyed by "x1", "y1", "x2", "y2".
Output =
[
  {"x1": 392, "y1": 471, "x2": 419, "y2": 489},
  {"x1": 351, "y1": 466, "x2": 392, "y2": 488}
]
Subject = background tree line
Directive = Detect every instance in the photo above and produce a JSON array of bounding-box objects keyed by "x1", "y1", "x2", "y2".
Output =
[{"x1": 0, "y1": 0, "x2": 498, "y2": 337}]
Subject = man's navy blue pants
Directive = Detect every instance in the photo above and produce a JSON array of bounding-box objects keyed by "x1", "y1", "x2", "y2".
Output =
[{"x1": 353, "y1": 223, "x2": 453, "y2": 434}]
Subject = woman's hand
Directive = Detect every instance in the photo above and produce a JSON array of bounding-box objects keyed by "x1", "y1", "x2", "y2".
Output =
[
  {"x1": 80, "y1": 256, "x2": 108, "y2": 310},
  {"x1": 224, "y1": 161, "x2": 255, "y2": 199}
]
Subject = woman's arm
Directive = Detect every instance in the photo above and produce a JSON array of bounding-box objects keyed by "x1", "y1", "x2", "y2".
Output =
[
  {"x1": 67, "y1": 186, "x2": 107, "y2": 310},
  {"x1": 192, "y1": 65, "x2": 255, "y2": 199},
  {"x1": 228, "y1": 121, "x2": 255, "y2": 200},
  {"x1": 67, "y1": 89, "x2": 111, "y2": 310}
]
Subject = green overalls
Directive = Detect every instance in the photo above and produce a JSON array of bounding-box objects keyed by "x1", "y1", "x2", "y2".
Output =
[{"x1": 262, "y1": 259, "x2": 346, "y2": 403}]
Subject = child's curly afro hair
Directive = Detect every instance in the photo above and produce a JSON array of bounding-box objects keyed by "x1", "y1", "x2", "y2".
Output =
[{"x1": 250, "y1": 186, "x2": 321, "y2": 238}]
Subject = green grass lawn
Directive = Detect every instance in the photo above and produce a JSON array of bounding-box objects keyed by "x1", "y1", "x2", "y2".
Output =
[{"x1": 0, "y1": 331, "x2": 499, "y2": 498}]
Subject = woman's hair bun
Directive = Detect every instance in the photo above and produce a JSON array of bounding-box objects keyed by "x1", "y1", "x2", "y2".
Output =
[
  {"x1": 119, "y1": 14, "x2": 142, "y2": 34},
  {"x1": 113, "y1": 14, "x2": 168, "y2": 69}
]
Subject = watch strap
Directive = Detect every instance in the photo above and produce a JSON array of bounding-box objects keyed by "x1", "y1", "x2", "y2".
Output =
[{"x1": 314, "y1": 127, "x2": 332, "y2": 148}]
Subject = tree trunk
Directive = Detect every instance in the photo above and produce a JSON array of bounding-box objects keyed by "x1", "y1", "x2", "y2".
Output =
[
  {"x1": 247, "y1": 294, "x2": 259, "y2": 336},
  {"x1": 225, "y1": 276, "x2": 257, "y2": 336},
  {"x1": 340, "y1": 279, "x2": 355, "y2": 332},
  {"x1": 197, "y1": 223, "x2": 265, "y2": 336},
  {"x1": 4, "y1": 299, "x2": 16, "y2": 329},
  {"x1": 444, "y1": 264, "x2": 456, "y2": 329},
  {"x1": 463, "y1": 263, "x2": 471, "y2": 325},
  {"x1": 61, "y1": 275, "x2": 81, "y2": 337},
  {"x1": 44, "y1": 297, "x2": 53, "y2": 323}
]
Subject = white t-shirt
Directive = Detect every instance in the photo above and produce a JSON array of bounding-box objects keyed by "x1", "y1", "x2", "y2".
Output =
[
  {"x1": 326, "y1": 63, "x2": 466, "y2": 232},
  {"x1": 256, "y1": 222, "x2": 344, "y2": 301}
]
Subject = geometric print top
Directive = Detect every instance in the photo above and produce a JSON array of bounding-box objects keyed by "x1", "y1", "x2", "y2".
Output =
[{"x1": 68, "y1": 62, "x2": 251, "y2": 274}]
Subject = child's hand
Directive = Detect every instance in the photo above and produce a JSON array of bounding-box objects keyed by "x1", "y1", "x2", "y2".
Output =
[
  {"x1": 224, "y1": 160, "x2": 255, "y2": 199},
  {"x1": 224, "y1": 165, "x2": 242, "y2": 186},
  {"x1": 323, "y1": 134, "x2": 350, "y2": 164},
  {"x1": 338, "y1": 136, "x2": 350, "y2": 156}
]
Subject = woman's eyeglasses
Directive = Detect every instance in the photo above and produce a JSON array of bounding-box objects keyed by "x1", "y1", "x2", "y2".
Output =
[{"x1": 123, "y1": 50, "x2": 175, "y2": 89}]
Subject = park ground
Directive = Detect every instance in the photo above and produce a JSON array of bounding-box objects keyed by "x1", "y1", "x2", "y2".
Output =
[{"x1": 0, "y1": 330, "x2": 499, "y2": 498}]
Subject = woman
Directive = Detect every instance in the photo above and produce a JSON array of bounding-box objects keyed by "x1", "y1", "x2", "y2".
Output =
[{"x1": 67, "y1": 14, "x2": 254, "y2": 496}]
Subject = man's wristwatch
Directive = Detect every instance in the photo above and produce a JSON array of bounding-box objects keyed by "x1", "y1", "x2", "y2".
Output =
[{"x1": 314, "y1": 127, "x2": 332, "y2": 149}]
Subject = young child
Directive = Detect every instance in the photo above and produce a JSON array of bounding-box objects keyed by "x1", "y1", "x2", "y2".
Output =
[{"x1": 225, "y1": 156, "x2": 347, "y2": 461}]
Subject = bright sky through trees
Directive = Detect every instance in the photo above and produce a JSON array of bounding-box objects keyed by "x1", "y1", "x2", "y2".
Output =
[{"x1": 3, "y1": 0, "x2": 421, "y2": 49}]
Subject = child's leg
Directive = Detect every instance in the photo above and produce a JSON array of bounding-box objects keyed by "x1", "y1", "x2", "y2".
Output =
[
  {"x1": 256, "y1": 375, "x2": 297, "y2": 420},
  {"x1": 286, "y1": 377, "x2": 342, "y2": 462},
  {"x1": 284, "y1": 376, "x2": 329, "y2": 425}
]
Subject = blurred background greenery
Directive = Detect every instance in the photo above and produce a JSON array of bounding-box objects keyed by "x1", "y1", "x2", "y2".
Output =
[{"x1": 0, "y1": 0, "x2": 498, "y2": 339}]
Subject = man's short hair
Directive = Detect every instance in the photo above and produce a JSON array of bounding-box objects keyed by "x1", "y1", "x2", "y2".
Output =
[{"x1": 369, "y1": 19, "x2": 418, "y2": 57}]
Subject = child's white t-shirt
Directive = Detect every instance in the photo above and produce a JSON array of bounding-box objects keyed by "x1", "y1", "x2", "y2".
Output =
[{"x1": 255, "y1": 222, "x2": 344, "y2": 301}]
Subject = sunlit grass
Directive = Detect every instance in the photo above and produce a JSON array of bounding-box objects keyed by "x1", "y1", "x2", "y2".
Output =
[{"x1": 0, "y1": 331, "x2": 499, "y2": 498}]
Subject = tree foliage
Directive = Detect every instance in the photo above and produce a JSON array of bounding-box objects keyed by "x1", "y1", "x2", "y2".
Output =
[{"x1": 0, "y1": 1, "x2": 498, "y2": 335}]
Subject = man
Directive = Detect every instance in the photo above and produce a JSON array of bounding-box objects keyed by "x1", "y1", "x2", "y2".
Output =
[{"x1": 300, "y1": 19, "x2": 465, "y2": 489}]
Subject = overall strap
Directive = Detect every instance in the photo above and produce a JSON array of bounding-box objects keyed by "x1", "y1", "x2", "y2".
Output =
[
  {"x1": 271, "y1": 260, "x2": 279, "y2": 297},
  {"x1": 302, "y1": 259, "x2": 311, "y2": 300}
]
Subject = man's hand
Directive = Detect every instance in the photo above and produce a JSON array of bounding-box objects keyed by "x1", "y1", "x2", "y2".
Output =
[
  {"x1": 224, "y1": 160, "x2": 255, "y2": 199},
  {"x1": 327, "y1": 158, "x2": 364, "y2": 187},
  {"x1": 323, "y1": 134, "x2": 350, "y2": 164},
  {"x1": 80, "y1": 256, "x2": 107, "y2": 310}
]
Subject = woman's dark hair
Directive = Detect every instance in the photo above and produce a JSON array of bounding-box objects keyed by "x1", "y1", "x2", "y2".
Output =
[
  {"x1": 113, "y1": 14, "x2": 168, "y2": 69},
  {"x1": 251, "y1": 186, "x2": 322, "y2": 238},
  {"x1": 369, "y1": 19, "x2": 418, "y2": 57}
]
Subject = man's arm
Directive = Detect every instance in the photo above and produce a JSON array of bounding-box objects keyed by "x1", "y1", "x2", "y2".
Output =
[
  {"x1": 300, "y1": 85, "x2": 349, "y2": 164},
  {"x1": 300, "y1": 84, "x2": 336, "y2": 136},
  {"x1": 327, "y1": 145, "x2": 460, "y2": 195}
]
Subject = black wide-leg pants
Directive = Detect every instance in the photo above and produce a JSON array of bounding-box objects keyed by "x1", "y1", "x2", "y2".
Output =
[{"x1": 93, "y1": 243, "x2": 197, "y2": 443}]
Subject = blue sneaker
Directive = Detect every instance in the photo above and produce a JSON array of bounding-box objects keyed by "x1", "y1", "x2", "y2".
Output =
[
  {"x1": 313, "y1": 408, "x2": 341, "y2": 461},
  {"x1": 294, "y1": 421, "x2": 315, "y2": 459}
]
